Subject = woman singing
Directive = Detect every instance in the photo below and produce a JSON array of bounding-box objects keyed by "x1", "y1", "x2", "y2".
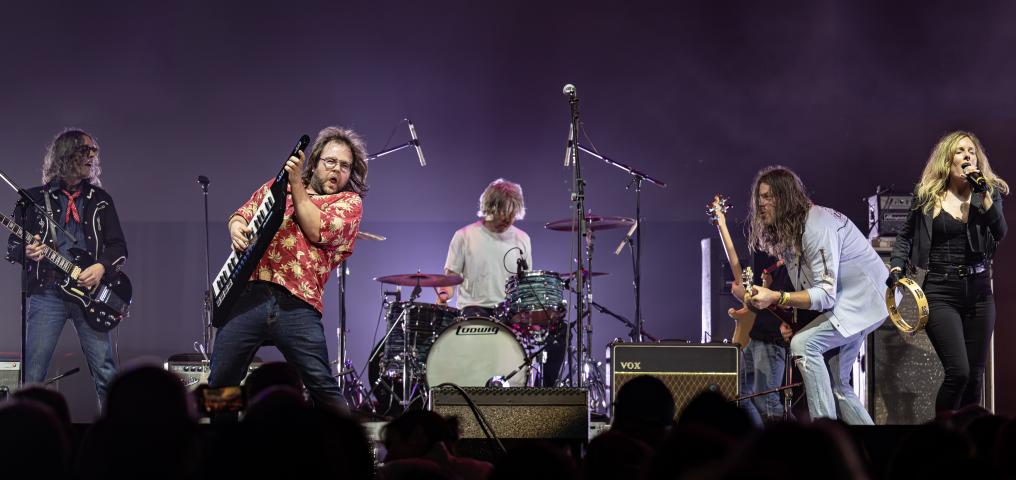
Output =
[{"x1": 889, "y1": 131, "x2": 1008, "y2": 412}]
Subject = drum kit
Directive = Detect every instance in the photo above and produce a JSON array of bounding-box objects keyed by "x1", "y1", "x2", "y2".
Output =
[{"x1": 350, "y1": 214, "x2": 640, "y2": 416}]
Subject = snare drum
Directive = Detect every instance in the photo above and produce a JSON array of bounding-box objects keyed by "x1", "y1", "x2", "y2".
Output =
[
  {"x1": 502, "y1": 270, "x2": 567, "y2": 327},
  {"x1": 425, "y1": 317, "x2": 529, "y2": 388}
]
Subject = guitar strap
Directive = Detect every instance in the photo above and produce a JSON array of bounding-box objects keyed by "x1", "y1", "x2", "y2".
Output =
[{"x1": 43, "y1": 189, "x2": 58, "y2": 243}]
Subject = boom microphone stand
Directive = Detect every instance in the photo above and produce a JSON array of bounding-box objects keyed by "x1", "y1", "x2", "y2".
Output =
[
  {"x1": 577, "y1": 146, "x2": 666, "y2": 342},
  {"x1": 563, "y1": 84, "x2": 588, "y2": 388}
]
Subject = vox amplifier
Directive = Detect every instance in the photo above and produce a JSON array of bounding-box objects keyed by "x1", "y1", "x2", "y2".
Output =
[{"x1": 608, "y1": 342, "x2": 739, "y2": 418}]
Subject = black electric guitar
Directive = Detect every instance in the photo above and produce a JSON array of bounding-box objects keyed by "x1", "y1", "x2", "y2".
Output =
[{"x1": 2, "y1": 212, "x2": 132, "y2": 332}]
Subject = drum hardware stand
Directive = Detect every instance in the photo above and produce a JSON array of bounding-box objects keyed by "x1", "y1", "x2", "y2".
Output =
[
  {"x1": 732, "y1": 353, "x2": 802, "y2": 422},
  {"x1": 1, "y1": 169, "x2": 78, "y2": 385},
  {"x1": 364, "y1": 301, "x2": 428, "y2": 410},
  {"x1": 488, "y1": 324, "x2": 571, "y2": 387},
  {"x1": 574, "y1": 145, "x2": 667, "y2": 343},
  {"x1": 589, "y1": 301, "x2": 659, "y2": 342}
]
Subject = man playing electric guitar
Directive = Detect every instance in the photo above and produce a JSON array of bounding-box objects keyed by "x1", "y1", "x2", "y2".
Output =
[
  {"x1": 710, "y1": 195, "x2": 801, "y2": 422},
  {"x1": 6, "y1": 129, "x2": 127, "y2": 409}
]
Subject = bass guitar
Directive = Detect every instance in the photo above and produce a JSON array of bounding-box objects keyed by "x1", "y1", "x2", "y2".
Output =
[
  {"x1": 707, "y1": 195, "x2": 798, "y2": 348},
  {"x1": 2, "y1": 212, "x2": 132, "y2": 332}
]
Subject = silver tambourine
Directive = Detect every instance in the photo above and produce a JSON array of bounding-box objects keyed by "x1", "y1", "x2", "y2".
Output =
[{"x1": 885, "y1": 276, "x2": 930, "y2": 334}]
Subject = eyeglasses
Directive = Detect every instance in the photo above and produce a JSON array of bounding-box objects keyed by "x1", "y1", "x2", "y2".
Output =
[
  {"x1": 76, "y1": 145, "x2": 99, "y2": 157},
  {"x1": 321, "y1": 158, "x2": 351, "y2": 172}
]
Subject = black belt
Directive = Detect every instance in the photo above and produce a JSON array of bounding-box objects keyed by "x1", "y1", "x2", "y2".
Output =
[{"x1": 927, "y1": 263, "x2": 988, "y2": 278}]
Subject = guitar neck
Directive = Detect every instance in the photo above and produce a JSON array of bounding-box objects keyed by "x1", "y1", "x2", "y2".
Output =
[
  {"x1": 0, "y1": 213, "x2": 77, "y2": 275},
  {"x1": 714, "y1": 219, "x2": 743, "y2": 280}
]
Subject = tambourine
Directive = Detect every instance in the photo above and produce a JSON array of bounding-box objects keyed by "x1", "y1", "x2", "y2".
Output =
[{"x1": 885, "y1": 276, "x2": 930, "y2": 334}]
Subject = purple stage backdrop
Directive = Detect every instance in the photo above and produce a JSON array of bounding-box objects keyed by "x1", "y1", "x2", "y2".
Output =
[{"x1": 2, "y1": 0, "x2": 1016, "y2": 421}]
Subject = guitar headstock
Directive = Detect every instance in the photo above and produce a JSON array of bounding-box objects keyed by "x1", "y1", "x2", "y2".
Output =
[{"x1": 707, "y1": 195, "x2": 731, "y2": 225}]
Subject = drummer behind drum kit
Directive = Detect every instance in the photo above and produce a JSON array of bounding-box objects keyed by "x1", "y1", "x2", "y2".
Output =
[{"x1": 357, "y1": 214, "x2": 638, "y2": 416}]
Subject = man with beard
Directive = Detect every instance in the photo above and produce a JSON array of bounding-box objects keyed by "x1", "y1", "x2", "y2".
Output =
[
  {"x1": 209, "y1": 126, "x2": 367, "y2": 409},
  {"x1": 745, "y1": 166, "x2": 887, "y2": 424},
  {"x1": 6, "y1": 129, "x2": 127, "y2": 409}
]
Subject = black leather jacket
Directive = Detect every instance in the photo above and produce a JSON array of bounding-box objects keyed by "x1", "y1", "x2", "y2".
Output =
[
  {"x1": 889, "y1": 189, "x2": 1006, "y2": 272},
  {"x1": 6, "y1": 181, "x2": 128, "y2": 294}
]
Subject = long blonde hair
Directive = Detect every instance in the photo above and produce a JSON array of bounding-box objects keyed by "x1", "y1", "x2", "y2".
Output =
[{"x1": 914, "y1": 131, "x2": 1008, "y2": 214}]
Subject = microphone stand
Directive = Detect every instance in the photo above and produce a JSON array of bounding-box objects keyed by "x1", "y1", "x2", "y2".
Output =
[
  {"x1": 565, "y1": 89, "x2": 588, "y2": 389},
  {"x1": 589, "y1": 301, "x2": 659, "y2": 342},
  {"x1": 574, "y1": 145, "x2": 666, "y2": 342},
  {"x1": 0, "y1": 169, "x2": 77, "y2": 385},
  {"x1": 197, "y1": 176, "x2": 214, "y2": 358}
]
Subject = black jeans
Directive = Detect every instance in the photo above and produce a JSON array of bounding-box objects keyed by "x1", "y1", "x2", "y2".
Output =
[{"x1": 922, "y1": 270, "x2": 995, "y2": 412}]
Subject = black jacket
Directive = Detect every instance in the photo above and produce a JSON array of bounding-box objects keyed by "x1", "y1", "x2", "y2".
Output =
[
  {"x1": 6, "y1": 181, "x2": 128, "y2": 294},
  {"x1": 890, "y1": 189, "x2": 1006, "y2": 271}
]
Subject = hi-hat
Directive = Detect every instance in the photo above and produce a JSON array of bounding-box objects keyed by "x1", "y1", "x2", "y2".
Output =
[
  {"x1": 374, "y1": 272, "x2": 464, "y2": 287},
  {"x1": 545, "y1": 215, "x2": 635, "y2": 232}
]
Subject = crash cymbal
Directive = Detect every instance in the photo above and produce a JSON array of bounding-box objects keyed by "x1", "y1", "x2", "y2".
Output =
[
  {"x1": 560, "y1": 269, "x2": 610, "y2": 280},
  {"x1": 374, "y1": 272, "x2": 464, "y2": 287},
  {"x1": 356, "y1": 231, "x2": 386, "y2": 241},
  {"x1": 544, "y1": 215, "x2": 635, "y2": 232}
]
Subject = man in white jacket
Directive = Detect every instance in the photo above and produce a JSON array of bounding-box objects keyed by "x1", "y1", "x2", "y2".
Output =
[{"x1": 745, "y1": 166, "x2": 887, "y2": 424}]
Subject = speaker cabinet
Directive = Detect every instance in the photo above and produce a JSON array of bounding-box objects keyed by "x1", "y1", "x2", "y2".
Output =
[
  {"x1": 165, "y1": 353, "x2": 262, "y2": 391},
  {"x1": 429, "y1": 387, "x2": 588, "y2": 440},
  {"x1": 866, "y1": 323, "x2": 993, "y2": 424},
  {"x1": 0, "y1": 361, "x2": 19, "y2": 399},
  {"x1": 608, "y1": 342, "x2": 739, "y2": 419}
]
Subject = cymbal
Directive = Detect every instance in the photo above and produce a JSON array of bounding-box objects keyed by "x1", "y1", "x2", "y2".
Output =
[
  {"x1": 356, "y1": 231, "x2": 386, "y2": 241},
  {"x1": 374, "y1": 272, "x2": 464, "y2": 287},
  {"x1": 544, "y1": 215, "x2": 635, "y2": 232},
  {"x1": 560, "y1": 269, "x2": 610, "y2": 280}
]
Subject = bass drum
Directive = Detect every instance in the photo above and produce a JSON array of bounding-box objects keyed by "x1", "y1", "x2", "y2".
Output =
[{"x1": 426, "y1": 317, "x2": 529, "y2": 388}]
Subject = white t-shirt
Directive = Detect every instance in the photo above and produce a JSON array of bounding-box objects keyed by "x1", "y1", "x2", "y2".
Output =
[{"x1": 444, "y1": 221, "x2": 533, "y2": 309}]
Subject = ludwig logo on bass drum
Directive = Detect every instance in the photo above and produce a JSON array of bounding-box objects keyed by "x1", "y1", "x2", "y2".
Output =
[{"x1": 456, "y1": 325, "x2": 499, "y2": 335}]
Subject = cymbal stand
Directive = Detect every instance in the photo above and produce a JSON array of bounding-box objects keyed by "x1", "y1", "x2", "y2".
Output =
[{"x1": 575, "y1": 145, "x2": 666, "y2": 342}]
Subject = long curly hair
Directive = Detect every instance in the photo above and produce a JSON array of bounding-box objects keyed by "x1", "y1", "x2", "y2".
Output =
[
  {"x1": 301, "y1": 126, "x2": 369, "y2": 196},
  {"x1": 747, "y1": 166, "x2": 813, "y2": 257},
  {"x1": 914, "y1": 131, "x2": 1009, "y2": 214},
  {"x1": 41, "y1": 129, "x2": 101, "y2": 186}
]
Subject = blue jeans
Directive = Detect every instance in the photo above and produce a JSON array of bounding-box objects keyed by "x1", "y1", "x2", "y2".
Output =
[
  {"x1": 210, "y1": 282, "x2": 342, "y2": 409},
  {"x1": 743, "y1": 339, "x2": 787, "y2": 421},
  {"x1": 790, "y1": 313, "x2": 880, "y2": 424},
  {"x1": 26, "y1": 289, "x2": 117, "y2": 410}
]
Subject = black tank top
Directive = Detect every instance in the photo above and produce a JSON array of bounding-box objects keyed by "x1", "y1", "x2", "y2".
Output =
[{"x1": 929, "y1": 210, "x2": 984, "y2": 267}]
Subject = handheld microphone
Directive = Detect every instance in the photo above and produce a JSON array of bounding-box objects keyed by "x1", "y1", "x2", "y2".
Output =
[
  {"x1": 960, "y1": 162, "x2": 988, "y2": 193},
  {"x1": 407, "y1": 120, "x2": 427, "y2": 167}
]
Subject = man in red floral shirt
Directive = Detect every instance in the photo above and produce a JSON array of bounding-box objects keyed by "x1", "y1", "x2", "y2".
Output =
[{"x1": 209, "y1": 126, "x2": 367, "y2": 409}]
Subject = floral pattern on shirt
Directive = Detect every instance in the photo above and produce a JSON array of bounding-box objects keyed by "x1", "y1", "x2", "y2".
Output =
[{"x1": 233, "y1": 180, "x2": 362, "y2": 312}]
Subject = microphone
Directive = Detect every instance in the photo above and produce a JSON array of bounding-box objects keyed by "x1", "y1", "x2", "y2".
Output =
[
  {"x1": 407, "y1": 120, "x2": 427, "y2": 167},
  {"x1": 562, "y1": 84, "x2": 576, "y2": 97},
  {"x1": 960, "y1": 162, "x2": 988, "y2": 193},
  {"x1": 564, "y1": 126, "x2": 574, "y2": 166},
  {"x1": 614, "y1": 220, "x2": 639, "y2": 255},
  {"x1": 197, "y1": 175, "x2": 210, "y2": 186},
  {"x1": 516, "y1": 255, "x2": 529, "y2": 278}
]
